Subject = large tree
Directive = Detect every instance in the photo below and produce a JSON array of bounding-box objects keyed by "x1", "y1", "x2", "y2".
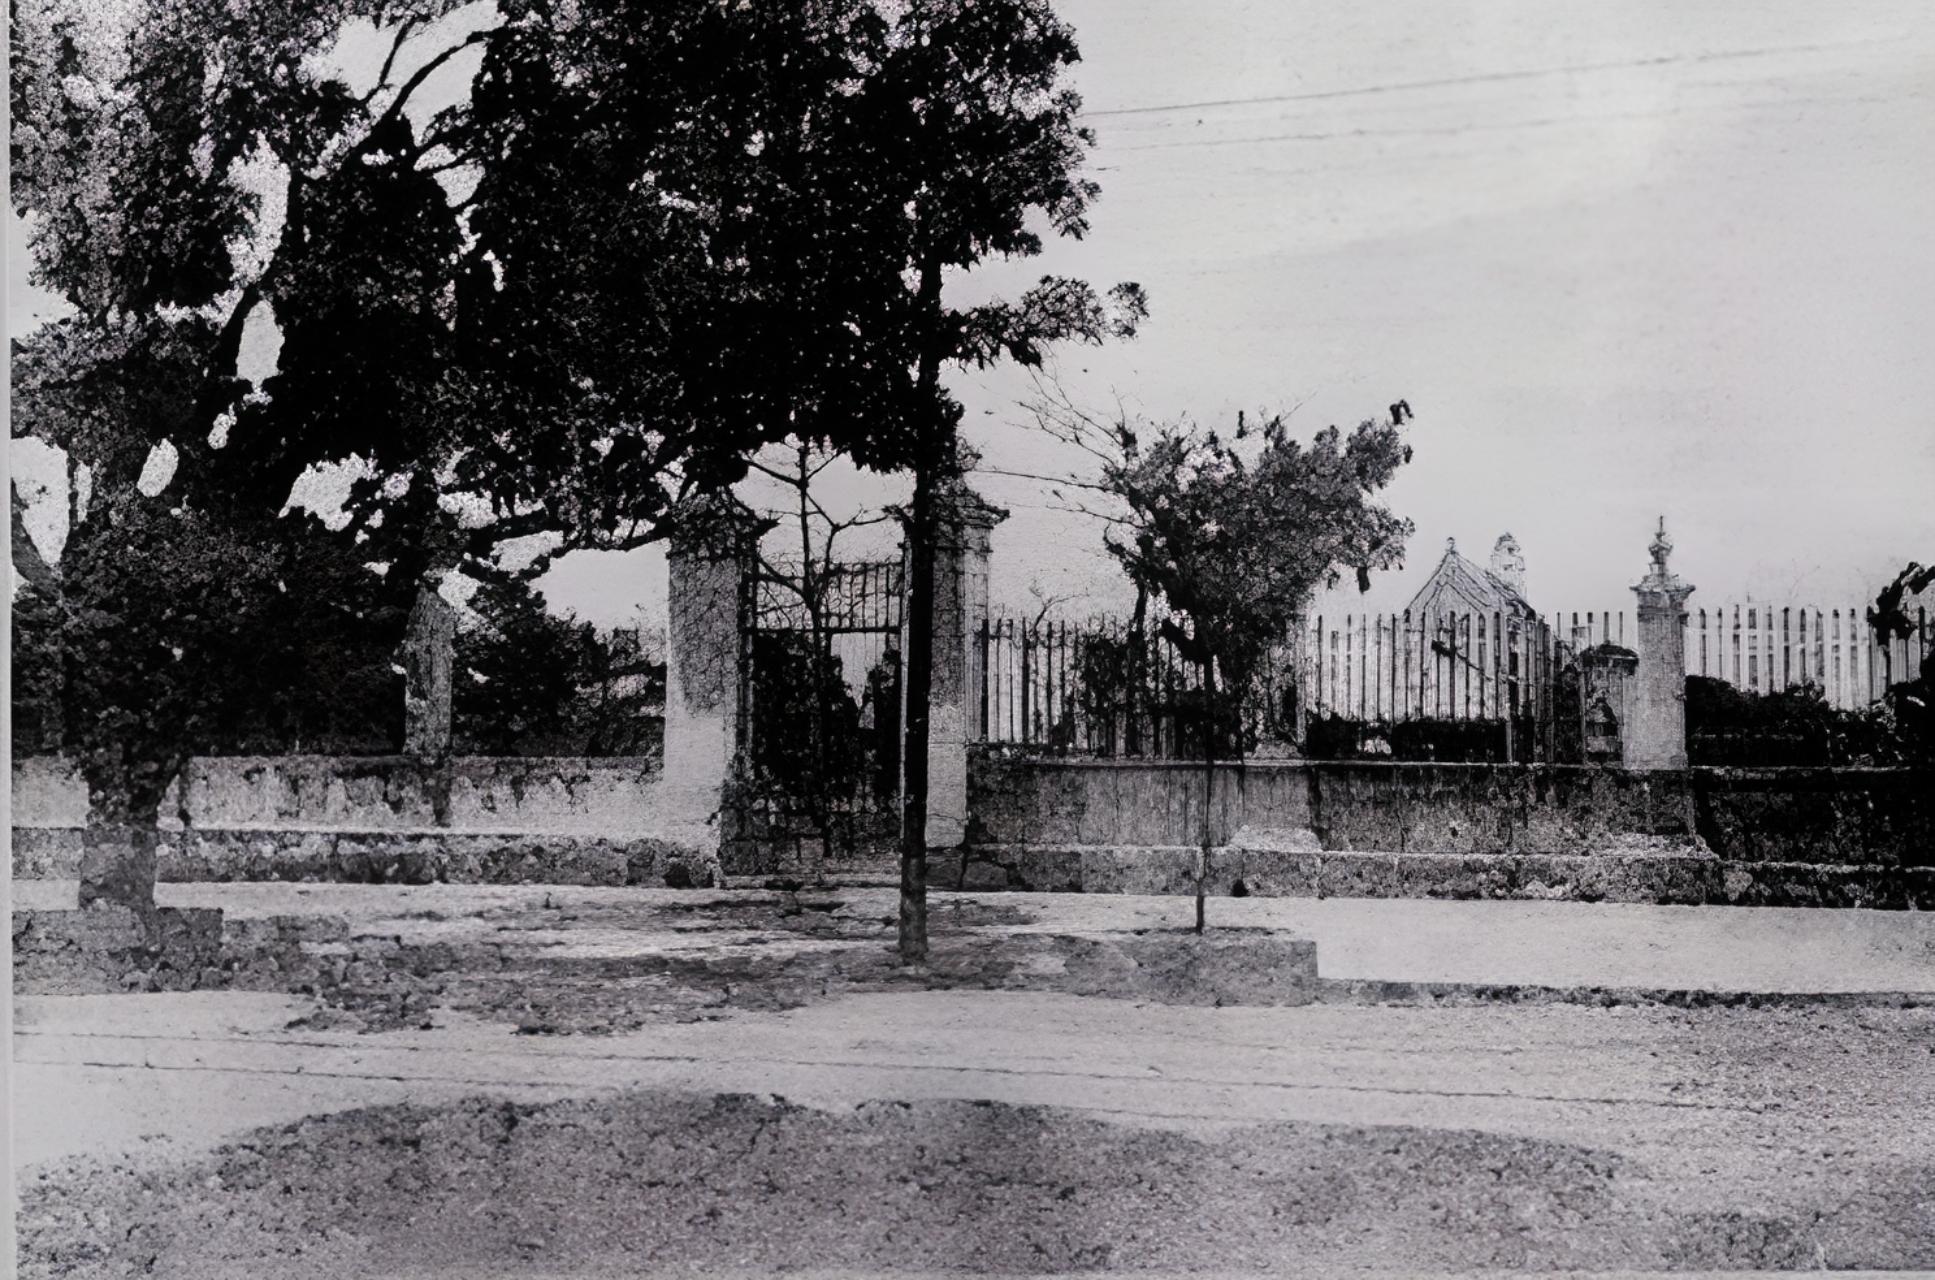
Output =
[
  {"x1": 8, "y1": 0, "x2": 980, "y2": 914},
  {"x1": 12, "y1": 0, "x2": 1141, "y2": 941},
  {"x1": 820, "y1": 0, "x2": 1148, "y2": 962}
]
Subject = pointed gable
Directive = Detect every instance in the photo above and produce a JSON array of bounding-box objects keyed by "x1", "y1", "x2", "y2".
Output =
[{"x1": 1405, "y1": 537, "x2": 1537, "y2": 619}]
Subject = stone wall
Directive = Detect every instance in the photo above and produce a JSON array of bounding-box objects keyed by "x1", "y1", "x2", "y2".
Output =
[
  {"x1": 13, "y1": 755, "x2": 666, "y2": 834},
  {"x1": 966, "y1": 751, "x2": 1933, "y2": 867},
  {"x1": 10, "y1": 755, "x2": 721, "y2": 886},
  {"x1": 13, "y1": 827, "x2": 715, "y2": 887}
]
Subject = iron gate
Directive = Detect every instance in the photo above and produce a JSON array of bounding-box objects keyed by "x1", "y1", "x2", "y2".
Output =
[{"x1": 737, "y1": 558, "x2": 904, "y2": 866}]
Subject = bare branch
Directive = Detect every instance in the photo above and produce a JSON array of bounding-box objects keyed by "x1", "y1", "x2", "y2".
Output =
[
  {"x1": 743, "y1": 455, "x2": 808, "y2": 489},
  {"x1": 352, "y1": 29, "x2": 493, "y2": 162},
  {"x1": 363, "y1": 16, "x2": 428, "y2": 106},
  {"x1": 970, "y1": 464, "x2": 1114, "y2": 494},
  {"x1": 826, "y1": 511, "x2": 895, "y2": 533}
]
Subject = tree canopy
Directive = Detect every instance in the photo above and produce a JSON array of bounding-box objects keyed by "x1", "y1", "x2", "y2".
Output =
[
  {"x1": 10, "y1": 0, "x2": 1144, "y2": 939},
  {"x1": 1094, "y1": 409, "x2": 1416, "y2": 745},
  {"x1": 11, "y1": 0, "x2": 956, "y2": 581}
]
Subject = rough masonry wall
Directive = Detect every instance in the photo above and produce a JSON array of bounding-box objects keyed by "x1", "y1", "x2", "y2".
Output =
[
  {"x1": 12, "y1": 756, "x2": 666, "y2": 834},
  {"x1": 10, "y1": 756, "x2": 711, "y2": 885},
  {"x1": 949, "y1": 842, "x2": 1934, "y2": 909},
  {"x1": 967, "y1": 752, "x2": 1932, "y2": 866}
]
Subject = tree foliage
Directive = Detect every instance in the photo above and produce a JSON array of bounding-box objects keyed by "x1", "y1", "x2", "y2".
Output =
[
  {"x1": 10, "y1": 0, "x2": 1140, "y2": 653},
  {"x1": 10, "y1": 0, "x2": 1141, "y2": 934},
  {"x1": 1096, "y1": 410, "x2": 1416, "y2": 750},
  {"x1": 452, "y1": 581, "x2": 663, "y2": 758},
  {"x1": 54, "y1": 496, "x2": 285, "y2": 822}
]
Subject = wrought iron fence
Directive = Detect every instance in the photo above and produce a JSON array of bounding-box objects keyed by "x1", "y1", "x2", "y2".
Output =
[{"x1": 977, "y1": 611, "x2": 1574, "y2": 763}]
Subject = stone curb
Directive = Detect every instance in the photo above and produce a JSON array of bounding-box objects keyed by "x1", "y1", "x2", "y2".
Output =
[
  {"x1": 1317, "y1": 979, "x2": 1935, "y2": 1009},
  {"x1": 954, "y1": 844, "x2": 1935, "y2": 909}
]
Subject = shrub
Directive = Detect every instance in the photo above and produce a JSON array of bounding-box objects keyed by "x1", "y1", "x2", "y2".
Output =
[
  {"x1": 1301, "y1": 713, "x2": 1527, "y2": 762},
  {"x1": 1685, "y1": 674, "x2": 1903, "y2": 766}
]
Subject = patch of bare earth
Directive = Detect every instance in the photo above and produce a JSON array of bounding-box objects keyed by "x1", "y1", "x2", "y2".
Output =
[
  {"x1": 281, "y1": 896, "x2": 1287, "y2": 1034},
  {"x1": 19, "y1": 1089, "x2": 1932, "y2": 1278},
  {"x1": 277, "y1": 896, "x2": 1017, "y2": 1033}
]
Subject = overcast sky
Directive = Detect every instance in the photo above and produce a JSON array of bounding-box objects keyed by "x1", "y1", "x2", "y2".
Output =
[{"x1": 13, "y1": 1, "x2": 1934, "y2": 630}]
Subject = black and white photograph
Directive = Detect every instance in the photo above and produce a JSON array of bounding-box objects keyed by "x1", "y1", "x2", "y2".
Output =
[{"x1": 7, "y1": 1, "x2": 1934, "y2": 1275}]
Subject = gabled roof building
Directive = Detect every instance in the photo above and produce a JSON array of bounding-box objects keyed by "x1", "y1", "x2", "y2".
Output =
[{"x1": 1405, "y1": 533, "x2": 1537, "y2": 621}]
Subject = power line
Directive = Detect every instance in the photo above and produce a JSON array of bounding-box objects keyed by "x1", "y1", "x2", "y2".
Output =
[
  {"x1": 1080, "y1": 37, "x2": 1890, "y2": 121},
  {"x1": 1102, "y1": 91, "x2": 1891, "y2": 155}
]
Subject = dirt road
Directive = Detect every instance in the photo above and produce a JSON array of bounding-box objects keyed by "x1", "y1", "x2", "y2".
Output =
[
  {"x1": 17, "y1": 988, "x2": 1935, "y2": 1275},
  {"x1": 14, "y1": 886, "x2": 1934, "y2": 1276}
]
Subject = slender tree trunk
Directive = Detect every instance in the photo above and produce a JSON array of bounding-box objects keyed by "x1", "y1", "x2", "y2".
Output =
[
  {"x1": 899, "y1": 259, "x2": 947, "y2": 965},
  {"x1": 78, "y1": 815, "x2": 160, "y2": 918},
  {"x1": 900, "y1": 454, "x2": 937, "y2": 963},
  {"x1": 1197, "y1": 658, "x2": 1215, "y2": 934},
  {"x1": 1127, "y1": 586, "x2": 1148, "y2": 757},
  {"x1": 811, "y1": 610, "x2": 838, "y2": 882},
  {"x1": 795, "y1": 455, "x2": 836, "y2": 883}
]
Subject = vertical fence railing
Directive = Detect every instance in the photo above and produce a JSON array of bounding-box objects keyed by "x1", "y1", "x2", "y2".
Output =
[
  {"x1": 976, "y1": 598, "x2": 1929, "y2": 760},
  {"x1": 1685, "y1": 600, "x2": 1927, "y2": 710},
  {"x1": 978, "y1": 610, "x2": 1573, "y2": 761},
  {"x1": 1299, "y1": 610, "x2": 1564, "y2": 734}
]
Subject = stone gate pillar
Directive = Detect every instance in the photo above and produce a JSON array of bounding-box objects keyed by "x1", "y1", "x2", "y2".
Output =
[
  {"x1": 908, "y1": 479, "x2": 1007, "y2": 848},
  {"x1": 1626, "y1": 518, "x2": 1695, "y2": 769},
  {"x1": 663, "y1": 493, "x2": 768, "y2": 854}
]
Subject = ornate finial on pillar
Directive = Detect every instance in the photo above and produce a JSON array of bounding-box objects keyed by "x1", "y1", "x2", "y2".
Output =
[
  {"x1": 1648, "y1": 516, "x2": 1671, "y2": 572},
  {"x1": 934, "y1": 473, "x2": 1009, "y2": 533},
  {"x1": 1445, "y1": 536, "x2": 1457, "y2": 556},
  {"x1": 1640, "y1": 516, "x2": 1685, "y2": 593}
]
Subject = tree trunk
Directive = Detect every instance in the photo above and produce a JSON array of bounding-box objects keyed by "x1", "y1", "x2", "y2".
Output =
[
  {"x1": 78, "y1": 822, "x2": 159, "y2": 915},
  {"x1": 1196, "y1": 658, "x2": 1215, "y2": 934},
  {"x1": 800, "y1": 465, "x2": 836, "y2": 886},
  {"x1": 1127, "y1": 586, "x2": 1148, "y2": 757},
  {"x1": 402, "y1": 581, "x2": 456, "y2": 759},
  {"x1": 78, "y1": 783, "x2": 162, "y2": 923},
  {"x1": 899, "y1": 258, "x2": 947, "y2": 965},
  {"x1": 899, "y1": 455, "x2": 937, "y2": 963}
]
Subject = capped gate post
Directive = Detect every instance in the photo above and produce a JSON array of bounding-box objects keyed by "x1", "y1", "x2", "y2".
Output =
[
  {"x1": 664, "y1": 493, "x2": 772, "y2": 856},
  {"x1": 904, "y1": 478, "x2": 1007, "y2": 849},
  {"x1": 1627, "y1": 518, "x2": 1695, "y2": 770}
]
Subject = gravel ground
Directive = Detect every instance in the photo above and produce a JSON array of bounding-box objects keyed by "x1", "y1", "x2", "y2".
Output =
[
  {"x1": 18, "y1": 1077, "x2": 1933, "y2": 1278},
  {"x1": 14, "y1": 885, "x2": 1934, "y2": 1276},
  {"x1": 17, "y1": 994, "x2": 1935, "y2": 1276}
]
